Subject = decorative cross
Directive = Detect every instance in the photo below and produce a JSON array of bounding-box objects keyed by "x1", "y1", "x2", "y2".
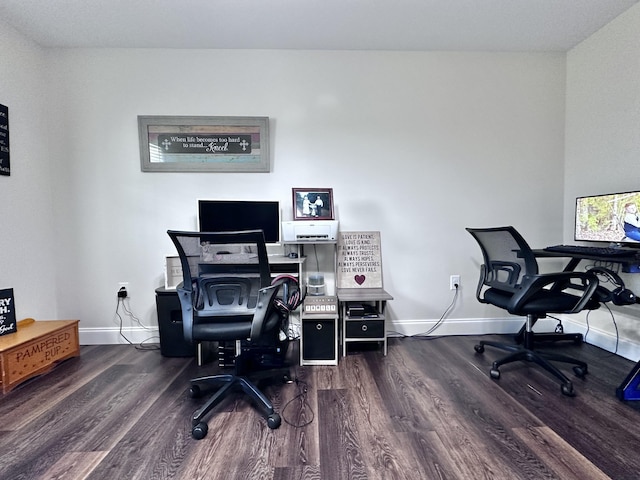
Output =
[
  {"x1": 239, "y1": 139, "x2": 249, "y2": 151},
  {"x1": 162, "y1": 139, "x2": 172, "y2": 150}
]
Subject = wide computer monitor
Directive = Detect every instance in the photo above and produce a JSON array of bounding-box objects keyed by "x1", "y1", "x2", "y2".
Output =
[
  {"x1": 197, "y1": 199, "x2": 281, "y2": 244},
  {"x1": 575, "y1": 190, "x2": 640, "y2": 246}
]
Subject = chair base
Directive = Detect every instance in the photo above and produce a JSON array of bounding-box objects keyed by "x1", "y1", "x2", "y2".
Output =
[
  {"x1": 189, "y1": 367, "x2": 289, "y2": 439},
  {"x1": 514, "y1": 322, "x2": 583, "y2": 346},
  {"x1": 474, "y1": 338, "x2": 587, "y2": 397}
]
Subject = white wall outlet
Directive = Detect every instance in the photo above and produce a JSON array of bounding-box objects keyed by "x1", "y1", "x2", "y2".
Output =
[{"x1": 450, "y1": 275, "x2": 460, "y2": 290}]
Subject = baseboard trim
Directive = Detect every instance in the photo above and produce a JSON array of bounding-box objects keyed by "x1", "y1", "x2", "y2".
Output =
[
  {"x1": 79, "y1": 327, "x2": 160, "y2": 346},
  {"x1": 387, "y1": 317, "x2": 640, "y2": 361},
  {"x1": 388, "y1": 316, "x2": 524, "y2": 338},
  {"x1": 80, "y1": 317, "x2": 640, "y2": 361}
]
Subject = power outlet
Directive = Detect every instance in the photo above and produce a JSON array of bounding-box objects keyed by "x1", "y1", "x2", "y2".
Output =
[
  {"x1": 450, "y1": 275, "x2": 460, "y2": 290},
  {"x1": 118, "y1": 282, "x2": 130, "y2": 298}
]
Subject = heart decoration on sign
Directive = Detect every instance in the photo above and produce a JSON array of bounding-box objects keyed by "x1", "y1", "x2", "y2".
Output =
[{"x1": 354, "y1": 275, "x2": 366, "y2": 285}]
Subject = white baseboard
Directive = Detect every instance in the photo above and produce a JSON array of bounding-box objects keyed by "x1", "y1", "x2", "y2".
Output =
[
  {"x1": 388, "y1": 316, "x2": 524, "y2": 338},
  {"x1": 561, "y1": 317, "x2": 640, "y2": 362},
  {"x1": 79, "y1": 327, "x2": 160, "y2": 346},
  {"x1": 80, "y1": 317, "x2": 640, "y2": 362},
  {"x1": 387, "y1": 316, "x2": 640, "y2": 362}
]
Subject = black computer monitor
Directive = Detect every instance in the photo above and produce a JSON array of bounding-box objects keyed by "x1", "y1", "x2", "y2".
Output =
[
  {"x1": 575, "y1": 190, "x2": 640, "y2": 245},
  {"x1": 197, "y1": 200, "x2": 281, "y2": 244}
]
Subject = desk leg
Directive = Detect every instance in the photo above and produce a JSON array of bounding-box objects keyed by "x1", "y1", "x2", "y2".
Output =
[{"x1": 616, "y1": 360, "x2": 640, "y2": 400}]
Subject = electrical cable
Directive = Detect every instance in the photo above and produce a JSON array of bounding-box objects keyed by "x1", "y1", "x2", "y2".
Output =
[
  {"x1": 113, "y1": 297, "x2": 160, "y2": 351},
  {"x1": 281, "y1": 378, "x2": 315, "y2": 428},
  {"x1": 415, "y1": 284, "x2": 459, "y2": 338},
  {"x1": 602, "y1": 302, "x2": 620, "y2": 355}
]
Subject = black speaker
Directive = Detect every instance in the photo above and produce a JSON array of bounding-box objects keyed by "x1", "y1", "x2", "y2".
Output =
[
  {"x1": 155, "y1": 287, "x2": 197, "y2": 357},
  {"x1": 301, "y1": 319, "x2": 337, "y2": 364}
]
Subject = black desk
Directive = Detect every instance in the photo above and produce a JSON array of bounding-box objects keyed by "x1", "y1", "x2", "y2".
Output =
[
  {"x1": 533, "y1": 248, "x2": 640, "y2": 271},
  {"x1": 534, "y1": 248, "x2": 640, "y2": 401}
]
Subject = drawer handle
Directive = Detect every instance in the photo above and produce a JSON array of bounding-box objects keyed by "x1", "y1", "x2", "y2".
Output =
[
  {"x1": 316, "y1": 323, "x2": 323, "y2": 330},
  {"x1": 361, "y1": 325, "x2": 368, "y2": 332}
]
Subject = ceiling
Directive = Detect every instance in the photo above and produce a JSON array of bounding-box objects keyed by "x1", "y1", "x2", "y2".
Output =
[{"x1": 0, "y1": 0, "x2": 638, "y2": 52}]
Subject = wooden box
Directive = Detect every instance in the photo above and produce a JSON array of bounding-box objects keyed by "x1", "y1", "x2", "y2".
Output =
[{"x1": 0, "y1": 320, "x2": 80, "y2": 394}]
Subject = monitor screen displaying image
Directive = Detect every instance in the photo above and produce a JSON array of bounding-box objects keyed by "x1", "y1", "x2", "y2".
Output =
[
  {"x1": 198, "y1": 200, "x2": 281, "y2": 244},
  {"x1": 575, "y1": 190, "x2": 640, "y2": 245}
]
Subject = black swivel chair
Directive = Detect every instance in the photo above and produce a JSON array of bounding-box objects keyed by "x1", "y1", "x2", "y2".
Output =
[
  {"x1": 466, "y1": 226, "x2": 601, "y2": 396},
  {"x1": 168, "y1": 229, "x2": 291, "y2": 439}
]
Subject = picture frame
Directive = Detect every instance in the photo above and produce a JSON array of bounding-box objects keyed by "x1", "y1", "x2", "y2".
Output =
[
  {"x1": 292, "y1": 188, "x2": 334, "y2": 220},
  {"x1": 138, "y1": 115, "x2": 270, "y2": 172}
]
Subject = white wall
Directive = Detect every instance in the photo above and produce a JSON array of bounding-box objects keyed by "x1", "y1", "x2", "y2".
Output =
[
  {"x1": 41, "y1": 48, "x2": 567, "y2": 342},
  {"x1": 564, "y1": 2, "x2": 640, "y2": 358},
  {"x1": 0, "y1": 20, "x2": 58, "y2": 320}
]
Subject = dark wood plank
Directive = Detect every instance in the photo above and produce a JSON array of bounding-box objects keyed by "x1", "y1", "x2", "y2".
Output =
[{"x1": 1, "y1": 337, "x2": 639, "y2": 479}]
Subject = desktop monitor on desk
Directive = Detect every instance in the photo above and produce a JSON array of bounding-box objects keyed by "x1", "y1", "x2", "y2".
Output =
[
  {"x1": 197, "y1": 200, "x2": 281, "y2": 244},
  {"x1": 575, "y1": 190, "x2": 640, "y2": 246}
]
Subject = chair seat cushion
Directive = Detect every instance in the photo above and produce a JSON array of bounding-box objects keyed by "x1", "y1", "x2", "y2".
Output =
[{"x1": 484, "y1": 288, "x2": 600, "y2": 315}]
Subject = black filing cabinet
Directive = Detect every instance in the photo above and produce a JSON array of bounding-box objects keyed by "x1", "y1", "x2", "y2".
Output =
[{"x1": 155, "y1": 287, "x2": 196, "y2": 357}]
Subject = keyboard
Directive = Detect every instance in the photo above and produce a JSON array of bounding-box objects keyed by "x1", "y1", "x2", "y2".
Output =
[{"x1": 543, "y1": 244, "x2": 637, "y2": 257}]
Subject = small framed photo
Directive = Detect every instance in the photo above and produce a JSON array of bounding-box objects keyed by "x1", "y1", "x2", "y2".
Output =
[{"x1": 292, "y1": 188, "x2": 334, "y2": 220}]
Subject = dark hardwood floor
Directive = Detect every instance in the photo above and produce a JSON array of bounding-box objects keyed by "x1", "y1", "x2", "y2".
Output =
[{"x1": 1, "y1": 335, "x2": 640, "y2": 479}]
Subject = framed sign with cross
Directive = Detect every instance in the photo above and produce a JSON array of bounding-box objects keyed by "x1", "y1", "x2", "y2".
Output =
[{"x1": 138, "y1": 116, "x2": 270, "y2": 172}]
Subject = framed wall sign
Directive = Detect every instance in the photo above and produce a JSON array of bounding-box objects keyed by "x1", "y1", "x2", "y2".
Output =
[
  {"x1": 138, "y1": 116, "x2": 270, "y2": 172},
  {"x1": 0, "y1": 288, "x2": 17, "y2": 336},
  {"x1": 337, "y1": 231, "x2": 383, "y2": 289},
  {"x1": 292, "y1": 188, "x2": 334, "y2": 220},
  {"x1": 0, "y1": 104, "x2": 9, "y2": 176}
]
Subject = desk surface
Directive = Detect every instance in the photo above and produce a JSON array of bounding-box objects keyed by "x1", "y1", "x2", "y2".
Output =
[{"x1": 533, "y1": 248, "x2": 640, "y2": 264}]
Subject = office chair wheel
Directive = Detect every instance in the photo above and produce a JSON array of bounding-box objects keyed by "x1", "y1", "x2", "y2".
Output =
[
  {"x1": 490, "y1": 368, "x2": 500, "y2": 379},
  {"x1": 573, "y1": 365, "x2": 588, "y2": 378},
  {"x1": 267, "y1": 413, "x2": 281, "y2": 429},
  {"x1": 474, "y1": 344, "x2": 485, "y2": 353},
  {"x1": 189, "y1": 385, "x2": 202, "y2": 398},
  {"x1": 192, "y1": 421, "x2": 208, "y2": 440},
  {"x1": 561, "y1": 383, "x2": 575, "y2": 397}
]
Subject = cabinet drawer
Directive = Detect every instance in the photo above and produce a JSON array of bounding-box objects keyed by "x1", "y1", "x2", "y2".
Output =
[{"x1": 345, "y1": 319, "x2": 384, "y2": 338}]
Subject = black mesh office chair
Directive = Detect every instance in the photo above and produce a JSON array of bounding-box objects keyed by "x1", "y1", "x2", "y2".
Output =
[
  {"x1": 168, "y1": 230, "x2": 291, "y2": 439},
  {"x1": 466, "y1": 226, "x2": 601, "y2": 396}
]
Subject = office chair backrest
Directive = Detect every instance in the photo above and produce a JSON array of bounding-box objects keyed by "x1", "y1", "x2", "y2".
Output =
[
  {"x1": 167, "y1": 230, "x2": 274, "y2": 341},
  {"x1": 168, "y1": 229, "x2": 271, "y2": 290},
  {"x1": 466, "y1": 226, "x2": 538, "y2": 293}
]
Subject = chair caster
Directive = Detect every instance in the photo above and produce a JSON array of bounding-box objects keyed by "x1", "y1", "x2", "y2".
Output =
[
  {"x1": 561, "y1": 383, "x2": 575, "y2": 397},
  {"x1": 192, "y1": 421, "x2": 208, "y2": 440},
  {"x1": 189, "y1": 385, "x2": 202, "y2": 398},
  {"x1": 267, "y1": 413, "x2": 281, "y2": 429},
  {"x1": 490, "y1": 368, "x2": 500, "y2": 379},
  {"x1": 573, "y1": 365, "x2": 588, "y2": 378},
  {"x1": 474, "y1": 344, "x2": 485, "y2": 353}
]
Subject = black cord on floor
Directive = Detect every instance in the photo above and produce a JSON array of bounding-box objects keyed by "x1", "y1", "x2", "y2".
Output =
[{"x1": 281, "y1": 378, "x2": 314, "y2": 428}]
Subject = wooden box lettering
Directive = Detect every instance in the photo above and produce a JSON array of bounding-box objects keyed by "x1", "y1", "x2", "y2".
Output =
[{"x1": 0, "y1": 320, "x2": 80, "y2": 394}]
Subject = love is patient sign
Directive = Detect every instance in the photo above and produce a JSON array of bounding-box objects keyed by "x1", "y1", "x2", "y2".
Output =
[{"x1": 337, "y1": 231, "x2": 383, "y2": 289}]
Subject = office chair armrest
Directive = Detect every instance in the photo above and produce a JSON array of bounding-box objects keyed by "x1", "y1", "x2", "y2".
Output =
[
  {"x1": 176, "y1": 284, "x2": 195, "y2": 342},
  {"x1": 249, "y1": 284, "x2": 281, "y2": 341},
  {"x1": 475, "y1": 264, "x2": 490, "y2": 304},
  {"x1": 513, "y1": 271, "x2": 599, "y2": 313}
]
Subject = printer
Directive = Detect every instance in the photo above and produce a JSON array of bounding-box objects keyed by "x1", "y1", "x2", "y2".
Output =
[{"x1": 281, "y1": 220, "x2": 339, "y2": 242}]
